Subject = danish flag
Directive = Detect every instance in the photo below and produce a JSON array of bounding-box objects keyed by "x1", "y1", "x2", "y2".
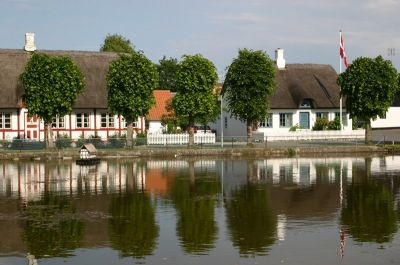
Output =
[{"x1": 340, "y1": 31, "x2": 349, "y2": 68}]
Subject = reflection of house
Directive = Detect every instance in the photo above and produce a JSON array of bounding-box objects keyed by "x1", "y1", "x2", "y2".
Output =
[
  {"x1": 213, "y1": 49, "x2": 353, "y2": 137},
  {"x1": 146, "y1": 90, "x2": 173, "y2": 134}
]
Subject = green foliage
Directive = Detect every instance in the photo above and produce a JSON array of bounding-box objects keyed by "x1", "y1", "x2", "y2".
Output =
[
  {"x1": 20, "y1": 53, "x2": 85, "y2": 124},
  {"x1": 312, "y1": 118, "x2": 330, "y2": 130},
  {"x1": 157, "y1": 56, "x2": 179, "y2": 91},
  {"x1": 55, "y1": 134, "x2": 72, "y2": 149},
  {"x1": 100, "y1": 33, "x2": 135, "y2": 53},
  {"x1": 289, "y1": 123, "x2": 302, "y2": 132},
  {"x1": 327, "y1": 117, "x2": 340, "y2": 130},
  {"x1": 223, "y1": 49, "x2": 276, "y2": 125},
  {"x1": 341, "y1": 182, "x2": 397, "y2": 243},
  {"x1": 22, "y1": 194, "x2": 84, "y2": 258},
  {"x1": 172, "y1": 54, "x2": 219, "y2": 128},
  {"x1": 225, "y1": 184, "x2": 276, "y2": 256},
  {"x1": 107, "y1": 52, "x2": 157, "y2": 122},
  {"x1": 109, "y1": 191, "x2": 159, "y2": 258},
  {"x1": 337, "y1": 56, "x2": 399, "y2": 123},
  {"x1": 170, "y1": 167, "x2": 220, "y2": 254}
]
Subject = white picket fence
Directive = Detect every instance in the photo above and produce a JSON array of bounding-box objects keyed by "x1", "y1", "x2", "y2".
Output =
[
  {"x1": 264, "y1": 130, "x2": 365, "y2": 141},
  {"x1": 147, "y1": 133, "x2": 216, "y2": 145}
]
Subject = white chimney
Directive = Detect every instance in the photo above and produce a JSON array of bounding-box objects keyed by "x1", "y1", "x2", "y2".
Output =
[
  {"x1": 275, "y1": 48, "x2": 285, "y2": 69},
  {"x1": 24, "y1": 33, "x2": 36, "y2": 52}
]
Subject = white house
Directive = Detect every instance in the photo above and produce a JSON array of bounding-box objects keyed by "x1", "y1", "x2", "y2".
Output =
[{"x1": 212, "y1": 49, "x2": 354, "y2": 139}]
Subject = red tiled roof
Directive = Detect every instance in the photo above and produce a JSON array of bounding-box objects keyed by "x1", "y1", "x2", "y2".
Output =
[{"x1": 147, "y1": 90, "x2": 173, "y2": 121}]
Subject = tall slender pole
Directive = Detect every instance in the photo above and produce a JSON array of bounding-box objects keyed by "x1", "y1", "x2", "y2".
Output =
[
  {"x1": 339, "y1": 30, "x2": 343, "y2": 131},
  {"x1": 220, "y1": 95, "x2": 224, "y2": 147}
]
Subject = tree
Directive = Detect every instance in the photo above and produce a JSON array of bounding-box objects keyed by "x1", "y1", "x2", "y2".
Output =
[
  {"x1": 337, "y1": 56, "x2": 399, "y2": 143},
  {"x1": 100, "y1": 33, "x2": 135, "y2": 53},
  {"x1": 20, "y1": 53, "x2": 85, "y2": 148},
  {"x1": 156, "y1": 56, "x2": 179, "y2": 91},
  {"x1": 172, "y1": 54, "x2": 219, "y2": 145},
  {"x1": 223, "y1": 49, "x2": 276, "y2": 144},
  {"x1": 107, "y1": 52, "x2": 157, "y2": 147}
]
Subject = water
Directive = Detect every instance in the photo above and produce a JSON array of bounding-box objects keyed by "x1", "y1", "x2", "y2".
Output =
[{"x1": 0, "y1": 156, "x2": 399, "y2": 265}]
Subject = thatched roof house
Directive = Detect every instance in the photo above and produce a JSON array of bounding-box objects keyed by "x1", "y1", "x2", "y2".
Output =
[
  {"x1": 270, "y1": 64, "x2": 343, "y2": 109},
  {"x1": 0, "y1": 49, "x2": 119, "y2": 109}
]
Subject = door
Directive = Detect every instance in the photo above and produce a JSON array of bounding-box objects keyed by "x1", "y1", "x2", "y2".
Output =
[
  {"x1": 25, "y1": 113, "x2": 40, "y2": 140},
  {"x1": 299, "y1": 112, "x2": 310, "y2": 129}
]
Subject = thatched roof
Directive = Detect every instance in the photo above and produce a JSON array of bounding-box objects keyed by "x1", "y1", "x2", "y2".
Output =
[
  {"x1": 0, "y1": 49, "x2": 119, "y2": 109},
  {"x1": 269, "y1": 64, "x2": 342, "y2": 109}
]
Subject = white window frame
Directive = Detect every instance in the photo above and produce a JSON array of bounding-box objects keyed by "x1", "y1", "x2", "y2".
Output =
[
  {"x1": 76, "y1": 113, "x2": 90, "y2": 128},
  {"x1": 260, "y1": 113, "x2": 273, "y2": 128},
  {"x1": 0, "y1": 113, "x2": 11, "y2": 129},
  {"x1": 316, "y1": 112, "x2": 329, "y2": 120},
  {"x1": 279, "y1": 113, "x2": 293, "y2": 128},
  {"x1": 52, "y1": 115, "x2": 65, "y2": 128},
  {"x1": 101, "y1": 113, "x2": 115, "y2": 128}
]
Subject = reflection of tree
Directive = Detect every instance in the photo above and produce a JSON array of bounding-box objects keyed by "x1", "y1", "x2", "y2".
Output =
[
  {"x1": 22, "y1": 194, "x2": 84, "y2": 258},
  {"x1": 171, "y1": 172, "x2": 220, "y2": 254},
  {"x1": 341, "y1": 182, "x2": 397, "y2": 243},
  {"x1": 225, "y1": 184, "x2": 276, "y2": 256},
  {"x1": 108, "y1": 190, "x2": 159, "y2": 259}
]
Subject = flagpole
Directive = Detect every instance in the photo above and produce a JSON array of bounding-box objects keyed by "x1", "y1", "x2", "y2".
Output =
[{"x1": 339, "y1": 30, "x2": 343, "y2": 131}]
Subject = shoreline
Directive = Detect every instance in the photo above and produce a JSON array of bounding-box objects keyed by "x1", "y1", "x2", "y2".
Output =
[{"x1": 0, "y1": 144, "x2": 393, "y2": 161}]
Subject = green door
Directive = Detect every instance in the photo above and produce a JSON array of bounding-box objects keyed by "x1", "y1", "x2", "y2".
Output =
[{"x1": 299, "y1": 112, "x2": 310, "y2": 129}]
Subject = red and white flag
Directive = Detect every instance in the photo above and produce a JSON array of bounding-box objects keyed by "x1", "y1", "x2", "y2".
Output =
[{"x1": 340, "y1": 31, "x2": 349, "y2": 68}]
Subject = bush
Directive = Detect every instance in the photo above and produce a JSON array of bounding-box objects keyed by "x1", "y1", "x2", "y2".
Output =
[
  {"x1": 9, "y1": 138, "x2": 45, "y2": 150},
  {"x1": 327, "y1": 117, "x2": 341, "y2": 130},
  {"x1": 312, "y1": 118, "x2": 329, "y2": 131},
  {"x1": 108, "y1": 134, "x2": 126, "y2": 148},
  {"x1": 55, "y1": 134, "x2": 72, "y2": 149}
]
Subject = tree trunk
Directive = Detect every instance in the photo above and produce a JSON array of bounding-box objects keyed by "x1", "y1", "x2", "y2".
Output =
[
  {"x1": 126, "y1": 120, "x2": 134, "y2": 148},
  {"x1": 45, "y1": 123, "x2": 55, "y2": 149},
  {"x1": 188, "y1": 117, "x2": 195, "y2": 146},
  {"x1": 247, "y1": 120, "x2": 253, "y2": 145},
  {"x1": 365, "y1": 120, "x2": 372, "y2": 144}
]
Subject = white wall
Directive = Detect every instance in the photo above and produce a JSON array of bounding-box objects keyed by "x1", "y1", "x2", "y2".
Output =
[{"x1": 371, "y1": 107, "x2": 400, "y2": 128}]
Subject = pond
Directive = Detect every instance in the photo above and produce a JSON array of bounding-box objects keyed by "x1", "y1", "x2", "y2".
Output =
[{"x1": 0, "y1": 155, "x2": 399, "y2": 265}]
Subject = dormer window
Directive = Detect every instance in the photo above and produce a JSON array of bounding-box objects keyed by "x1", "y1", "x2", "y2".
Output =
[{"x1": 300, "y1": 99, "x2": 313, "y2": 108}]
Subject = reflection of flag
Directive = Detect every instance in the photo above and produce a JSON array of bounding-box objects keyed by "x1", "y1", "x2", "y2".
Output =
[
  {"x1": 339, "y1": 230, "x2": 345, "y2": 259},
  {"x1": 340, "y1": 31, "x2": 349, "y2": 68}
]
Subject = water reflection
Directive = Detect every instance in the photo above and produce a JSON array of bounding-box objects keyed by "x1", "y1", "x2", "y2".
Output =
[
  {"x1": 21, "y1": 193, "x2": 84, "y2": 258},
  {"x1": 0, "y1": 156, "x2": 399, "y2": 264},
  {"x1": 170, "y1": 161, "x2": 220, "y2": 254},
  {"x1": 109, "y1": 190, "x2": 159, "y2": 258},
  {"x1": 225, "y1": 183, "x2": 276, "y2": 256}
]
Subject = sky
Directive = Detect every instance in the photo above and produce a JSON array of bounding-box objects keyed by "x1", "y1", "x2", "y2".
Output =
[{"x1": 1, "y1": 0, "x2": 399, "y2": 76}]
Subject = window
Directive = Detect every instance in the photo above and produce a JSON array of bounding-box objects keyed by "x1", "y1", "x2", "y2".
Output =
[
  {"x1": 0, "y1": 113, "x2": 11, "y2": 129},
  {"x1": 76, "y1": 113, "x2": 89, "y2": 128},
  {"x1": 316, "y1": 112, "x2": 329, "y2": 120},
  {"x1": 300, "y1": 99, "x2": 312, "y2": 108},
  {"x1": 101, "y1": 113, "x2": 115, "y2": 128},
  {"x1": 121, "y1": 117, "x2": 137, "y2": 128},
  {"x1": 260, "y1": 113, "x2": 273, "y2": 128},
  {"x1": 335, "y1": 112, "x2": 348, "y2": 126},
  {"x1": 52, "y1": 115, "x2": 65, "y2": 128},
  {"x1": 279, "y1": 113, "x2": 292, "y2": 128}
]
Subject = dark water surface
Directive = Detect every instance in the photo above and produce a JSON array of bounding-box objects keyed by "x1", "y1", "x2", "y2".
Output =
[{"x1": 0, "y1": 156, "x2": 399, "y2": 265}]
